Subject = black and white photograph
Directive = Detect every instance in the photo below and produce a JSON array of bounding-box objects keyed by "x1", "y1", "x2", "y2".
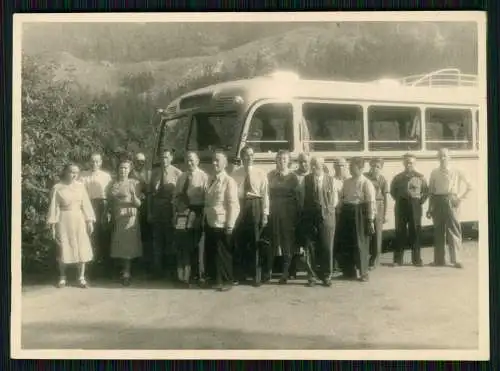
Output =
[{"x1": 11, "y1": 12, "x2": 488, "y2": 360}]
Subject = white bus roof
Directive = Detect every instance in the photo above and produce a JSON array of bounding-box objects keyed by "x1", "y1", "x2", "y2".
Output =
[{"x1": 166, "y1": 72, "x2": 480, "y2": 112}]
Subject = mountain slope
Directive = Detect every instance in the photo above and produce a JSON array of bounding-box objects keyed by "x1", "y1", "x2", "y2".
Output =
[{"x1": 27, "y1": 22, "x2": 478, "y2": 97}]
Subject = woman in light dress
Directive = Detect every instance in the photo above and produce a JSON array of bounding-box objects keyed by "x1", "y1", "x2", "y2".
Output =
[
  {"x1": 47, "y1": 163, "x2": 96, "y2": 288},
  {"x1": 107, "y1": 159, "x2": 143, "y2": 286}
]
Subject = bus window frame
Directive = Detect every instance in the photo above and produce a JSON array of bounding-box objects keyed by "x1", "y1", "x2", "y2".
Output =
[
  {"x1": 185, "y1": 111, "x2": 240, "y2": 154},
  {"x1": 153, "y1": 114, "x2": 190, "y2": 167},
  {"x1": 366, "y1": 104, "x2": 424, "y2": 152},
  {"x1": 423, "y1": 105, "x2": 476, "y2": 152},
  {"x1": 298, "y1": 99, "x2": 366, "y2": 154},
  {"x1": 239, "y1": 99, "x2": 299, "y2": 158}
]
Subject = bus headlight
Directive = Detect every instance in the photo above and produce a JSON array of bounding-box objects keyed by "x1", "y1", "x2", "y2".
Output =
[{"x1": 233, "y1": 96, "x2": 244, "y2": 104}]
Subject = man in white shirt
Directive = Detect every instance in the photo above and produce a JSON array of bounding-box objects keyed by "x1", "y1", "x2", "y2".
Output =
[
  {"x1": 335, "y1": 157, "x2": 376, "y2": 282},
  {"x1": 232, "y1": 146, "x2": 270, "y2": 286},
  {"x1": 204, "y1": 151, "x2": 240, "y2": 291},
  {"x1": 173, "y1": 151, "x2": 209, "y2": 286},
  {"x1": 80, "y1": 153, "x2": 112, "y2": 270},
  {"x1": 427, "y1": 148, "x2": 472, "y2": 268}
]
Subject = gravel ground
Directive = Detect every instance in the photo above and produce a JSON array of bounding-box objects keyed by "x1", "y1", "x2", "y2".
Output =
[{"x1": 20, "y1": 242, "x2": 480, "y2": 350}]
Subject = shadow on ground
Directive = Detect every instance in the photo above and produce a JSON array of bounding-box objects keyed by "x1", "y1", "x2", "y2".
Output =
[{"x1": 22, "y1": 322, "x2": 473, "y2": 350}]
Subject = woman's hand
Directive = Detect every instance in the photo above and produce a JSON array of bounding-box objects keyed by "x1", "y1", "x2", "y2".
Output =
[
  {"x1": 86, "y1": 221, "x2": 94, "y2": 236},
  {"x1": 367, "y1": 220, "x2": 375, "y2": 235}
]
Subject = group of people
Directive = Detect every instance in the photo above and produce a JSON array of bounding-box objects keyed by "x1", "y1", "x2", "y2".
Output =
[{"x1": 46, "y1": 146, "x2": 472, "y2": 291}]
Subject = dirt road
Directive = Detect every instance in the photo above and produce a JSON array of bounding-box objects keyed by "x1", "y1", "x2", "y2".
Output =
[{"x1": 20, "y1": 242, "x2": 480, "y2": 350}]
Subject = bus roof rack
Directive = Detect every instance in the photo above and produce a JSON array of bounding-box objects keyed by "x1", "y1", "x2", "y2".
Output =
[{"x1": 399, "y1": 68, "x2": 478, "y2": 87}]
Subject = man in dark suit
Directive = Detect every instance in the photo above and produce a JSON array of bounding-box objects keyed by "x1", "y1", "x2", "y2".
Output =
[{"x1": 301, "y1": 156, "x2": 341, "y2": 287}]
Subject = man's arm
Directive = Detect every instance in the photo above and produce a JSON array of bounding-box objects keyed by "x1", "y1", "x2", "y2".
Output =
[{"x1": 225, "y1": 177, "x2": 240, "y2": 232}]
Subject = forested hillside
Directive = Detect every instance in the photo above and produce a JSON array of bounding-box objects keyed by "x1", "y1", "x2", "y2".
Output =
[{"x1": 21, "y1": 21, "x2": 478, "y2": 273}]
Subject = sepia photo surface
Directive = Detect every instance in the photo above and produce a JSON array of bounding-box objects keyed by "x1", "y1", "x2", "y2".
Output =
[{"x1": 11, "y1": 12, "x2": 489, "y2": 360}]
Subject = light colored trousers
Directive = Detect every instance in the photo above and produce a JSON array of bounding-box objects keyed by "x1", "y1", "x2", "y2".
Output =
[{"x1": 432, "y1": 195, "x2": 462, "y2": 265}]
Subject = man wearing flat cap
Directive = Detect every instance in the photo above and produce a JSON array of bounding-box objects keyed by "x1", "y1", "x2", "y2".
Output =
[{"x1": 390, "y1": 153, "x2": 429, "y2": 267}]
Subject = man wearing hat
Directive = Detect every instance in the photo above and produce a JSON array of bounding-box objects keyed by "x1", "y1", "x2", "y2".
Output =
[
  {"x1": 364, "y1": 157, "x2": 389, "y2": 270},
  {"x1": 390, "y1": 153, "x2": 429, "y2": 267},
  {"x1": 131, "y1": 153, "x2": 152, "y2": 270}
]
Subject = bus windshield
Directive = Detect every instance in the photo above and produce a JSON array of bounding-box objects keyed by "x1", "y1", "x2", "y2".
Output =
[
  {"x1": 187, "y1": 112, "x2": 239, "y2": 152},
  {"x1": 156, "y1": 116, "x2": 190, "y2": 163}
]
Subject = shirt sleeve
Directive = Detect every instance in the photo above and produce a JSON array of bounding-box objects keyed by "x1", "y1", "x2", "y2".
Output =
[
  {"x1": 81, "y1": 184, "x2": 97, "y2": 222},
  {"x1": 261, "y1": 172, "x2": 270, "y2": 216},
  {"x1": 389, "y1": 174, "x2": 398, "y2": 200},
  {"x1": 428, "y1": 170, "x2": 436, "y2": 195},
  {"x1": 364, "y1": 179, "x2": 377, "y2": 220},
  {"x1": 458, "y1": 170, "x2": 472, "y2": 193},
  {"x1": 225, "y1": 177, "x2": 240, "y2": 229},
  {"x1": 47, "y1": 185, "x2": 60, "y2": 225},
  {"x1": 381, "y1": 176, "x2": 389, "y2": 194}
]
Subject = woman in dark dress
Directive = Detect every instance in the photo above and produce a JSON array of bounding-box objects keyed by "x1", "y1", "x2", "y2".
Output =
[{"x1": 267, "y1": 150, "x2": 301, "y2": 284}]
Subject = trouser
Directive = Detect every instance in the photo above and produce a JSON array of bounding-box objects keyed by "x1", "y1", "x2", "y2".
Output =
[
  {"x1": 369, "y1": 200, "x2": 385, "y2": 268},
  {"x1": 138, "y1": 202, "x2": 151, "y2": 269},
  {"x1": 335, "y1": 203, "x2": 370, "y2": 278},
  {"x1": 204, "y1": 224, "x2": 234, "y2": 285},
  {"x1": 289, "y1": 223, "x2": 306, "y2": 278},
  {"x1": 151, "y1": 199, "x2": 175, "y2": 276},
  {"x1": 234, "y1": 198, "x2": 264, "y2": 283},
  {"x1": 432, "y1": 195, "x2": 462, "y2": 265},
  {"x1": 176, "y1": 206, "x2": 204, "y2": 282},
  {"x1": 304, "y1": 212, "x2": 336, "y2": 281},
  {"x1": 394, "y1": 198, "x2": 422, "y2": 265},
  {"x1": 90, "y1": 199, "x2": 110, "y2": 266}
]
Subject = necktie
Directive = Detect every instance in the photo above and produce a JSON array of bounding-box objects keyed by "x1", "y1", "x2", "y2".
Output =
[
  {"x1": 160, "y1": 169, "x2": 166, "y2": 187},
  {"x1": 314, "y1": 177, "x2": 320, "y2": 197},
  {"x1": 182, "y1": 173, "x2": 192, "y2": 199}
]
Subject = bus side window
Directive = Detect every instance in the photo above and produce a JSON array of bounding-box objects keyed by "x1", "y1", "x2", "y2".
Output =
[
  {"x1": 302, "y1": 103, "x2": 364, "y2": 152},
  {"x1": 245, "y1": 103, "x2": 294, "y2": 153},
  {"x1": 425, "y1": 108, "x2": 473, "y2": 151},
  {"x1": 368, "y1": 106, "x2": 422, "y2": 151}
]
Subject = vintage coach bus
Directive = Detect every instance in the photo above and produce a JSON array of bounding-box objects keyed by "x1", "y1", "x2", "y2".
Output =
[{"x1": 151, "y1": 69, "x2": 480, "y2": 243}]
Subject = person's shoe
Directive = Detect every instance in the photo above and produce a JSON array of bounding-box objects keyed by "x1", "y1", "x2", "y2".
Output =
[
  {"x1": 453, "y1": 263, "x2": 464, "y2": 269},
  {"x1": 392, "y1": 262, "x2": 402, "y2": 267},
  {"x1": 368, "y1": 265, "x2": 375, "y2": 271},
  {"x1": 252, "y1": 280, "x2": 262, "y2": 288},
  {"x1": 322, "y1": 279, "x2": 332, "y2": 287},
  {"x1": 78, "y1": 278, "x2": 88, "y2": 289},
  {"x1": 218, "y1": 284, "x2": 232, "y2": 292},
  {"x1": 121, "y1": 276, "x2": 131, "y2": 287},
  {"x1": 56, "y1": 278, "x2": 66, "y2": 288},
  {"x1": 430, "y1": 262, "x2": 445, "y2": 267},
  {"x1": 413, "y1": 261, "x2": 424, "y2": 267},
  {"x1": 278, "y1": 277, "x2": 288, "y2": 285},
  {"x1": 359, "y1": 275, "x2": 369, "y2": 282}
]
